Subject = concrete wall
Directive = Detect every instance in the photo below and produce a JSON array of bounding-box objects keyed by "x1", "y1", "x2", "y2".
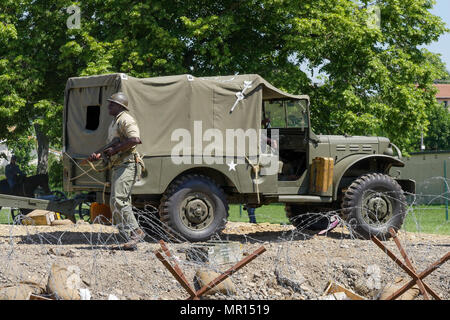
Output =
[{"x1": 395, "y1": 151, "x2": 450, "y2": 205}]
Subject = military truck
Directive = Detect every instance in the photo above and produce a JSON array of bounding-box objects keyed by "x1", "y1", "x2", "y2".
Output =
[{"x1": 63, "y1": 73, "x2": 415, "y2": 241}]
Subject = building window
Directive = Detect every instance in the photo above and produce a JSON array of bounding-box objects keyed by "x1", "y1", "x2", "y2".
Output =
[{"x1": 444, "y1": 100, "x2": 448, "y2": 108}]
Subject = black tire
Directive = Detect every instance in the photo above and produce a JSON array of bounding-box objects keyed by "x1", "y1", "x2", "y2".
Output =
[
  {"x1": 342, "y1": 173, "x2": 406, "y2": 240},
  {"x1": 159, "y1": 174, "x2": 229, "y2": 242},
  {"x1": 133, "y1": 202, "x2": 163, "y2": 239},
  {"x1": 285, "y1": 204, "x2": 330, "y2": 231}
]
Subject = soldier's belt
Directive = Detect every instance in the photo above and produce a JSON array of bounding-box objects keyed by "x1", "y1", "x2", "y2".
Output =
[
  {"x1": 111, "y1": 150, "x2": 146, "y2": 173},
  {"x1": 110, "y1": 150, "x2": 135, "y2": 167}
]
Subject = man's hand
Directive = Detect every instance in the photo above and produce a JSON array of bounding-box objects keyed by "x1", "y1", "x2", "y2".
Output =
[
  {"x1": 88, "y1": 153, "x2": 102, "y2": 162},
  {"x1": 103, "y1": 147, "x2": 114, "y2": 157},
  {"x1": 87, "y1": 137, "x2": 140, "y2": 163}
]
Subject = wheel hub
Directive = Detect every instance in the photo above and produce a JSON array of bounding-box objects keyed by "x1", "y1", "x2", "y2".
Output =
[
  {"x1": 364, "y1": 193, "x2": 391, "y2": 223},
  {"x1": 185, "y1": 199, "x2": 209, "y2": 224},
  {"x1": 180, "y1": 194, "x2": 214, "y2": 230}
]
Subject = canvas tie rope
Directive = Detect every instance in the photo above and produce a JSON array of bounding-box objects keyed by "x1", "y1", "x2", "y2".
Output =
[
  {"x1": 245, "y1": 156, "x2": 261, "y2": 204},
  {"x1": 63, "y1": 152, "x2": 111, "y2": 203},
  {"x1": 64, "y1": 152, "x2": 110, "y2": 184},
  {"x1": 230, "y1": 81, "x2": 253, "y2": 113}
]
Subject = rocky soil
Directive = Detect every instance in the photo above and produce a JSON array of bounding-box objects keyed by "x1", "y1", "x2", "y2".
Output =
[{"x1": 0, "y1": 220, "x2": 448, "y2": 300}]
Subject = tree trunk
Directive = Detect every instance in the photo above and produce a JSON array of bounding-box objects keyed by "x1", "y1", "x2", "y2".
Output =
[{"x1": 34, "y1": 123, "x2": 49, "y2": 175}]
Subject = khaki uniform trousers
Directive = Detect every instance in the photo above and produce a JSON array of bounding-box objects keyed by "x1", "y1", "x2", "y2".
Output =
[{"x1": 110, "y1": 158, "x2": 141, "y2": 240}]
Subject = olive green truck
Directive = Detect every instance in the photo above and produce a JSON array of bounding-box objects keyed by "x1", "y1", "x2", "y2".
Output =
[{"x1": 63, "y1": 73, "x2": 415, "y2": 241}]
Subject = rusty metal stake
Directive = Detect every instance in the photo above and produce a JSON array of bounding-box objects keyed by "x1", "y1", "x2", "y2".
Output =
[
  {"x1": 159, "y1": 240, "x2": 194, "y2": 294},
  {"x1": 388, "y1": 228, "x2": 432, "y2": 300},
  {"x1": 154, "y1": 240, "x2": 266, "y2": 300},
  {"x1": 191, "y1": 246, "x2": 267, "y2": 299},
  {"x1": 154, "y1": 241, "x2": 198, "y2": 300},
  {"x1": 386, "y1": 252, "x2": 449, "y2": 300},
  {"x1": 371, "y1": 229, "x2": 449, "y2": 300}
]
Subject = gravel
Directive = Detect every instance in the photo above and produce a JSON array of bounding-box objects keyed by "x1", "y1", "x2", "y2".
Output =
[{"x1": 0, "y1": 221, "x2": 448, "y2": 300}]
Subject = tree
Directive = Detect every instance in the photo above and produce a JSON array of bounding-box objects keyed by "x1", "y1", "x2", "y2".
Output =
[
  {"x1": 425, "y1": 50, "x2": 450, "y2": 82},
  {"x1": 63, "y1": 0, "x2": 449, "y2": 153},
  {"x1": 422, "y1": 102, "x2": 450, "y2": 151},
  {"x1": 0, "y1": 1, "x2": 68, "y2": 175},
  {"x1": 441, "y1": 69, "x2": 450, "y2": 81},
  {"x1": 0, "y1": 0, "x2": 448, "y2": 181}
]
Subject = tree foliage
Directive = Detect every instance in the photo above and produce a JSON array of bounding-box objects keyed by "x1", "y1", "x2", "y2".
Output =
[
  {"x1": 422, "y1": 103, "x2": 450, "y2": 151},
  {"x1": 441, "y1": 69, "x2": 450, "y2": 81},
  {"x1": 0, "y1": 0, "x2": 448, "y2": 179}
]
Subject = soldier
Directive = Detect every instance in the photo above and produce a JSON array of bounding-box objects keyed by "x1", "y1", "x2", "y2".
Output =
[
  {"x1": 243, "y1": 204, "x2": 257, "y2": 224},
  {"x1": 89, "y1": 92, "x2": 145, "y2": 251},
  {"x1": 5, "y1": 155, "x2": 24, "y2": 191}
]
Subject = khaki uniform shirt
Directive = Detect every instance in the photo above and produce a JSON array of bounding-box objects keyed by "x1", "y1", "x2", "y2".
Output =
[{"x1": 108, "y1": 111, "x2": 141, "y2": 164}]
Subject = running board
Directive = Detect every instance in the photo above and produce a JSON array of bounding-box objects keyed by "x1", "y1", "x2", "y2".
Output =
[{"x1": 278, "y1": 195, "x2": 332, "y2": 203}]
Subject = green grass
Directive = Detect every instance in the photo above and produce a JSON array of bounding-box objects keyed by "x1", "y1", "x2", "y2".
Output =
[
  {"x1": 2, "y1": 204, "x2": 449, "y2": 236},
  {"x1": 0, "y1": 208, "x2": 16, "y2": 224},
  {"x1": 228, "y1": 204, "x2": 450, "y2": 236},
  {"x1": 403, "y1": 205, "x2": 450, "y2": 235},
  {"x1": 228, "y1": 204, "x2": 290, "y2": 225}
]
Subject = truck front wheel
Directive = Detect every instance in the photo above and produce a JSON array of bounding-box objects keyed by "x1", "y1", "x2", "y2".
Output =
[
  {"x1": 341, "y1": 173, "x2": 407, "y2": 240},
  {"x1": 159, "y1": 174, "x2": 228, "y2": 242}
]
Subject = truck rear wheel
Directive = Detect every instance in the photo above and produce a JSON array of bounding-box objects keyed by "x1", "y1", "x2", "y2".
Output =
[
  {"x1": 341, "y1": 173, "x2": 406, "y2": 240},
  {"x1": 159, "y1": 174, "x2": 228, "y2": 242}
]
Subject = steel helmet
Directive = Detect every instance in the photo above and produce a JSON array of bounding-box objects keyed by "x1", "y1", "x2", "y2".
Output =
[{"x1": 107, "y1": 92, "x2": 129, "y2": 110}]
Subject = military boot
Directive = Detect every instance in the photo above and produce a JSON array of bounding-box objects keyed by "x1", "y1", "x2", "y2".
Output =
[{"x1": 121, "y1": 228, "x2": 145, "y2": 251}]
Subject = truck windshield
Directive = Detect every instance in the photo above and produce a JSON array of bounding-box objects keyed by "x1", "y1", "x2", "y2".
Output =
[{"x1": 263, "y1": 99, "x2": 308, "y2": 130}]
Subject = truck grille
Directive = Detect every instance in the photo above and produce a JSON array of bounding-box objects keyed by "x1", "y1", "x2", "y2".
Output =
[
  {"x1": 349, "y1": 145, "x2": 360, "y2": 152},
  {"x1": 336, "y1": 145, "x2": 346, "y2": 152}
]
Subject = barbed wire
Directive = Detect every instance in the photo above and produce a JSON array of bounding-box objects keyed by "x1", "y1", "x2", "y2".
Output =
[{"x1": 0, "y1": 180, "x2": 448, "y2": 300}]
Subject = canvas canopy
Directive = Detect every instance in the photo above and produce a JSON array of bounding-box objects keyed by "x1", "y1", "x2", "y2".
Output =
[{"x1": 64, "y1": 73, "x2": 308, "y2": 157}]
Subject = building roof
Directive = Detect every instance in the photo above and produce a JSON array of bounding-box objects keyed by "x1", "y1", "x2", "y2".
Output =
[{"x1": 434, "y1": 83, "x2": 450, "y2": 99}]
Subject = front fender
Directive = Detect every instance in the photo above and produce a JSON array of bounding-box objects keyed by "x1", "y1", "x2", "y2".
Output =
[{"x1": 333, "y1": 154, "x2": 405, "y2": 199}]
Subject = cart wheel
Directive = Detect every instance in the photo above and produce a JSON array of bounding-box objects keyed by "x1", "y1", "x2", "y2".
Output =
[
  {"x1": 76, "y1": 202, "x2": 92, "y2": 223},
  {"x1": 11, "y1": 208, "x2": 25, "y2": 224}
]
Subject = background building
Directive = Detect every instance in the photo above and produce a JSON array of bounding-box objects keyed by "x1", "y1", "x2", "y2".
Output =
[{"x1": 434, "y1": 83, "x2": 450, "y2": 110}]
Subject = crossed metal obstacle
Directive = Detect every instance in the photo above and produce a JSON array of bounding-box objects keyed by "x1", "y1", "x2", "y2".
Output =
[
  {"x1": 154, "y1": 240, "x2": 266, "y2": 300},
  {"x1": 156, "y1": 230, "x2": 447, "y2": 300},
  {"x1": 371, "y1": 228, "x2": 449, "y2": 300}
]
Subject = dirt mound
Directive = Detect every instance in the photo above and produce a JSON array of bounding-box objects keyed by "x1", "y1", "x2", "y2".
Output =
[{"x1": 0, "y1": 221, "x2": 448, "y2": 300}]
